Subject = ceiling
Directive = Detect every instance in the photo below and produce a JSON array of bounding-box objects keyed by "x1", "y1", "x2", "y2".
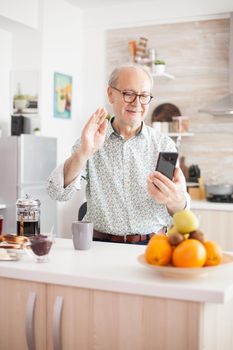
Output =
[{"x1": 67, "y1": 0, "x2": 149, "y2": 10}]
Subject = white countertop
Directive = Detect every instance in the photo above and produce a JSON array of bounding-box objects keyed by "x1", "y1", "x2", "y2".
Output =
[
  {"x1": 1, "y1": 238, "x2": 233, "y2": 305},
  {"x1": 191, "y1": 200, "x2": 233, "y2": 211}
]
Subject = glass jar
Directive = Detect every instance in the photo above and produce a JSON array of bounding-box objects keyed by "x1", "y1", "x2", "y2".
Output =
[
  {"x1": 16, "y1": 194, "x2": 41, "y2": 236},
  {"x1": 171, "y1": 116, "x2": 189, "y2": 133}
]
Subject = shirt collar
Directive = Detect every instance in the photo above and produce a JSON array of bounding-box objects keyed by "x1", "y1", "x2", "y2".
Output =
[{"x1": 105, "y1": 117, "x2": 148, "y2": 140}]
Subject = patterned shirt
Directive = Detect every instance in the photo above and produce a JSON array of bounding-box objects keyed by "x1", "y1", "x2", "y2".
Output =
[{"x1": 47, "y1": 120, "x2": 190, "y2": 236}]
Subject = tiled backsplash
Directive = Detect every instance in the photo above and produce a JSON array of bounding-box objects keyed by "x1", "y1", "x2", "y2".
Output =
[{"x1": 106, "y1": 18, "x2": 233, "y2": 184}]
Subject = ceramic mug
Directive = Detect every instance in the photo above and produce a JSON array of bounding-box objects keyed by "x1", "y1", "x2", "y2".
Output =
[
  {"x1": 72, "y1": 221, "x2": 93, "y2": 250},
  {"x1": 152, "y1": 122, "x2": 162, "y2": 132}
]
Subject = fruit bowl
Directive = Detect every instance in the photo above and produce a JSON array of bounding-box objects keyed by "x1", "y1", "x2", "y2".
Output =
[{"x1": 138, "y1": 253, "x2": 233, "y2": 278}]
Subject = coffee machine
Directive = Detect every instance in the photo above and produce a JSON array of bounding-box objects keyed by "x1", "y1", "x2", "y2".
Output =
[
  {"x1": 11, "y1": 115, "x2": 24, "y2": 135},
  {"x1": 11, "y1": 114, "x2": 39, "y2": 135}
]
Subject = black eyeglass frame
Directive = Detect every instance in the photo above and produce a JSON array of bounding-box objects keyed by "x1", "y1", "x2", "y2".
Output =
[{"x1": 110, "y1": 85, "x2": 153, "y2": 105}]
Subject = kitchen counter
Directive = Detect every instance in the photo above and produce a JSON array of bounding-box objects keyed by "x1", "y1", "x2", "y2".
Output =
[
  {"x1": 191, "y1": 199, "x2": 233, "y2": 211},
  {"x1": 1, "y1": 238, "x2": 233, "y2": 350},
  {"x1": 1, "y1": 238, "x2": 233, "y2": 304}
]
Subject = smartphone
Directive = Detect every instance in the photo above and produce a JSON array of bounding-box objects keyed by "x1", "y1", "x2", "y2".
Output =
[{"x1": 155, "y1": 152, "x2": 178, "y2": 180}]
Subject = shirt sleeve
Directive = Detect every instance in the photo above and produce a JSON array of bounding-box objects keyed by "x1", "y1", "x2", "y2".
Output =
[
  {"x1": 177, "y1": 162, "x2": 191, "y2": 210},
  {"x1": 47, "y1": 163, "x2": 82, "y2": 201},
  {"x1": 47, "y1": 138, "x2": 86, "y2": 201}
]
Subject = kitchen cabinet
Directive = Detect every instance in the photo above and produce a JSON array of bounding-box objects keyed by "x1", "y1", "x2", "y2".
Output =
[
  {"x1": 192, "y1": 208, "x2": 233, "y2": 251},
  {"x1": 0, "y1": 277, "x2": 46, "y2": 350},
  {"x1": 46, "y1": 284, "x2": 203, "y2": 350},
  {"x1": 0, "y1": 277, "x2": 201, "y2": 350},
  {"x1": 1, "y1": 278, "x2": 233, "y2": 350},
  {"x1": 47, "y1": 284, "x2": 92, "y2": 349}
]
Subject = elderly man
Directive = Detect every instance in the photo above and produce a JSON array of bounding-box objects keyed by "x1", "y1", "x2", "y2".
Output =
[{"x1": 48, "y1": 63, "x2": 190, "y2": 244}]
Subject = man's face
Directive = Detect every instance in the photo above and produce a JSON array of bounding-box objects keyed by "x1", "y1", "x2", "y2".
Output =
[{"x1": 108, "y1": 67, "x2": 152, "y2": 127}]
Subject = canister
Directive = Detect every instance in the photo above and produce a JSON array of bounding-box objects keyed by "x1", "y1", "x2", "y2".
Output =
[{"x1": 16, "y1": 194, "x2": 41, "y2": 236}]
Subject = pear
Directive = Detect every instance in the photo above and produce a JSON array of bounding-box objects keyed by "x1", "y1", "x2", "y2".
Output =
[
  {"x1": 173, "y1": 210, "x2": 199, "y2": 234},
  {"x1": 167, "y1": 225, "x2": 178, "y2": 236}
]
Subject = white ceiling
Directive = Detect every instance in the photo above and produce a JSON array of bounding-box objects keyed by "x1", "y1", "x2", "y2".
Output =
[{"x1": 67, "y1": 0, "x2": 149, "y2": 10}]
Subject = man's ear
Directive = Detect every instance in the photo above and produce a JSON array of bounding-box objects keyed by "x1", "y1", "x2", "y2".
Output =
[{"x1": 107, "y1": 86, "x2": 114, "y2": 104}]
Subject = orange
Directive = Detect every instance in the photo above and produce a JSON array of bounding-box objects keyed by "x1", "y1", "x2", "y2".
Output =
[
  {"x1": 204, "y1": 241, "x2": 222, "y2": 266},
  {"x1": 145, "y1": 235, "x2": 172, "y2": 266},
  {"x1": 172, "y1": 239, "x2": 206, "y2": 268},
  {"x1": 150, "y1": 233, "x2": 168, "y2": 241}
]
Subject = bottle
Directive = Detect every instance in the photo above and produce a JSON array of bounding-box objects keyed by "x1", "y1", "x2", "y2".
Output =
[{"x1": 16, "y1": 194, "x2": 41, "y2": 236}]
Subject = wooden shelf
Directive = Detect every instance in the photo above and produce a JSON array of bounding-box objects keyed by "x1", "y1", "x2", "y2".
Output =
[
  {"x1": 168, "y1": 132, "x2": 194, "y2": 137},
  {"x1": 152, "y1": 72, "x2": 175, "y2": 80}
]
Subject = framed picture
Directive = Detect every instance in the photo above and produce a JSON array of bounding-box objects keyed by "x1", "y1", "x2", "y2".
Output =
[{"x1": 54, "y1": 72, "x2": 72, "y2": 119}]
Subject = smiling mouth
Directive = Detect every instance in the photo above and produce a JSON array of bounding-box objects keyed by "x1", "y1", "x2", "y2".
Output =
[{"x1": 126, "y1": 109, "x2": 142, "y2": 114}]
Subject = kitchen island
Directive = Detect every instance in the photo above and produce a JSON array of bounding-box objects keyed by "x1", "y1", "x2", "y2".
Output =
[
  {"x1": 1, "y1": 238, "x2": 233, "y2": 350},
  {"x1": 191, "y1": 200, "x2": 233, "y2": 212}
]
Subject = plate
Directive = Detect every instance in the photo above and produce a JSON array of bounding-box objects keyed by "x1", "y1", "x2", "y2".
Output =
[
  {"x1": 0, "y1": 252, "x2": 20, "y2": 261},
  {"x1": 0, "y1": 242, "x2": 22, "y2": 249},
  {"x1": 6, "y1": 248, "x2": 26, "y2": 255},
  {"x1": 137, "y1": 253, "x2": 233, "y2": 278}
]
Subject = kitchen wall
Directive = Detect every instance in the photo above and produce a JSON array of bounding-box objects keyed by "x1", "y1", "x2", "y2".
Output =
[
  {"x1": 82, "y1": 0, "x2": 233, "y2": 117},
  {"x1": 0, "y1": 28, "x2": 12, "y2": 136},
  {"x1": 0, "y1": 0, "x2": 85, "y2": 237},
  {"x1": 106, "y1": 18, "x2": 233, "y2": 184},
  {"x1": 0, "y1": 0, "x2": 39, "y2": 29},
  {"x1": 1, "y1": 0, "x2": 233, "y2": 237},
  {"x1": 82, "y1": 2, "x2": 233, "y2": 187},
  {"x1": 39, "y1": 0, "x2": 85, "y2": 236}
]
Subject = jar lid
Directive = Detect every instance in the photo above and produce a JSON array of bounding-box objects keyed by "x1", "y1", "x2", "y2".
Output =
[{"x1": 16, "y1": 193, "x2": 41, "y2": 207}]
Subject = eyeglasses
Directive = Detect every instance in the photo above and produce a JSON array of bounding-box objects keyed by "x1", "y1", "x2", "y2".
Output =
[{"x1": 110, "y1": 86, "x2": 153, "y2": 105}]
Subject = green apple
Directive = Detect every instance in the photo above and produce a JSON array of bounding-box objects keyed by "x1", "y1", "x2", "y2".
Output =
[{"x1": 173, "y1": 210, "x2": 199, "y2": 234}]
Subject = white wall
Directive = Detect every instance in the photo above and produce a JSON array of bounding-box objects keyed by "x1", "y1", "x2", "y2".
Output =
[
  {"x1": 0, "y1": 0, "x2": 39, "y2": 29},
  {"x1": 40, "y1": 0, "x2": 84, "y2": 237},
  {"x1": 0, "y1": 28, "x2": 12, "y2": 136},
  {"x1": 0, "y1": 13, "x2": 41, "y2": 117},
  {"x1": 11, "y1": 27, "x2": 41, "y2": 71},
  {"x1": 0, "y1": 0, "x2": 85, "y2": 237},
  {"x1": 85, "y1": 0, "x2": 233, "y2": 28}
]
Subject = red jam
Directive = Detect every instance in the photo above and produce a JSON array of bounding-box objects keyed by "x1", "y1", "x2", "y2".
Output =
[{"x1": 30, "y1": 235, "x2": 52, "y2": 256}]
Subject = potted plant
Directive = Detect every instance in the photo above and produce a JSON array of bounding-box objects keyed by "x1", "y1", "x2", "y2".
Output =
[
  {"x1": 33, "y1": 127, "x2": 41, "y2": 136},
  {"x1": 154, "y1": 59, "x2": 166, "y2": 65},
  {"x1": 14, "y1": 93, "x2": 28, "y2": 111},
  {"x1": 153, "y1": 59, "x2": 166, "y2": 74}
]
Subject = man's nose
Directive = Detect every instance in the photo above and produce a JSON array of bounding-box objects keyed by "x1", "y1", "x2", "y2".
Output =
[{"x1": 131, "y1": 95, "x2": 141, "y2": 105}]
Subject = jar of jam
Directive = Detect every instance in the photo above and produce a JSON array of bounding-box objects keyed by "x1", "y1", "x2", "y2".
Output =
[{"x1": 16, "y1": 194, "x2": 41, "y2": 236}]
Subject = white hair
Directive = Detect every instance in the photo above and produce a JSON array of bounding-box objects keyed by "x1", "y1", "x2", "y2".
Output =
[{"x1": 108, "y1": 62, "x2": 153, "y2": 89}]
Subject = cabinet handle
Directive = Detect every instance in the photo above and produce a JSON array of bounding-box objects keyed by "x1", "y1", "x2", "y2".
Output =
[
  {"x1": 52, "y1": 296, "x2": 63, "y2": 350},
  {"x1": 26, "y1": 291, "x2": 37, "y2": 350}
]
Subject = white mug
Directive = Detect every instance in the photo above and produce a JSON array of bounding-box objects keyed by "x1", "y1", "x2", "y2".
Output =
[
  {"x1": 71, "y1": 221, "x2": 93, "y2": 250},
  {"x1": 160, "y1": 122, "x2": 169, "y2": 133},
  {"x1": 152, "y1": 122, "x2": 162, "y2": 132}
]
